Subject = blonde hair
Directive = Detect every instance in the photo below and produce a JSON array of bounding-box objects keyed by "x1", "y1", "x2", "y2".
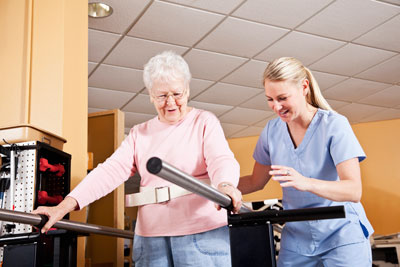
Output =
[{"x1": 263, "y1": 57, "x2": 333, "y2": 111}]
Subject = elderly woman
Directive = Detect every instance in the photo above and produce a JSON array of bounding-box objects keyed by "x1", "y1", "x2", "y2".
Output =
[{"x1": 33, "y1": 50, "x2": 241, "y2": 266}]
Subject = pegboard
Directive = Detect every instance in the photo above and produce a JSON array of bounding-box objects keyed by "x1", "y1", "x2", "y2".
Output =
[
  {"x1": 0, "y1": 141, "x2": 71, "y2": 263},
  {"x1": 0, "y1": 141, "x2": 37, "y2": 262},
  {"x1": 0, "y1": 141, "x2": 36, "y2": 235}
]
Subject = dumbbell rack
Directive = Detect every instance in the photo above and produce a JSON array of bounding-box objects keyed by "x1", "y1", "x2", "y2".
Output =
[{"x1": 0, "y1": 141, "x2": 71, "y2": 266}]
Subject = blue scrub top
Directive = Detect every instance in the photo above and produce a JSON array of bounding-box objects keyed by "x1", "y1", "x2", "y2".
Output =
[{"x1": 254, "y1": 109, "x2": 373, "y2": 255}]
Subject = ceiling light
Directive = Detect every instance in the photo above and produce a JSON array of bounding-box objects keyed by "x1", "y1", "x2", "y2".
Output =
[{"x1": 88, "y1": 2, "x2": 113, "y2": 18}]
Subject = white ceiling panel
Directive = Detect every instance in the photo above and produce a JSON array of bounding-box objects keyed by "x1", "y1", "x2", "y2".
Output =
[
  {"x1": 239, "y1": 93, "x2": 272, "y2": 111},
  {"x1": 326, "y1": 99, "x2": 350, "y2": 111},
  {"x1": 231, "y1": 126, "x2": 264, "y2": 138},
  {"x1": 323, "y1": 78, "x2": 390, "y2": 102},
  {"x1": 89, "y1": 0, "x2": 152, "y2": 34},
  {"x1": 222, "y1": 60, "x2": 267, "y2": 89},
  {"x1": 125, "y1": 111, "x2": 155, "y2": 128},
  {"x1": 124, "y1": 127, "x2": 131, "y2": 135},
  {"x1": 88, "y1": 62, "x2": 97, "y2": 74},
  {"x1": 88, "y1": 87, "x2": 135, "y2": 109},
  {"x1": 89, "y1": 64, "x2": 144, "y2": 93},
  {"x1": 87, "y1": 1, "x2": 400, "y2": 136},
  {"x1": 193, "y1": 82, "x2": 261, "y2": 106},
  {"x1": 89, "y1": 29, "x2": 120, "y2": 62},
  {"x1": 122, "y1": 94, "x2": 157, "y2": 114},
  {"x1": 233, "y1": 0, "x2": 333, "y2": 29},
  {"x1": 104, "y1": 36, "x2": 188, "y2": 69},
  {"x1": 297, "y1": 0, "x2": 400, "y2": 41},
  {"x1": 219, "y1": 107, "x2": 271, "y2": 125},
  {"x1": 88, "y1": 107, "x2": 106, "y2": 114},
  {"x1": 189, "y1": 78, "x2": 214, "y2": 98},
  {"x1": 358, "y1": 85, "x2": 400, "y2": 108},
  {"x1": 128, "y1": 1, "x2": 224, "y2": 46},
  {"x1": 354, "y1": 14, "x2": 400, "y2": 52},
  {"x1": 141, "y1": 89, "x2": 150, "y2": 95},
  {"x1": 310, "y1": 43, "x2": 396, "y2": 76},
  {"x1": 162, "y1": 0, "x2": 245, "y2": 14},
  {"x1": 255, "y1": 31, "x2": 345, "y2": 65},
  {"x1": 355, "y1": 54, "x2": 400, "y2": 84},
  {"x1": 359, "y1": 108, "x2": 400, "y2": 123},
  {"x1": 336, "y1": 103, "x2": 387, "y2": 123},
  {"x1": 220, "y1": 123, "x2": 247, "y2": 138},
  {"x1": 312, "y1": 71, "x2": 349, "y2": 91},
  {"x1": 188, "y1": 101, "x2": 233, "y2": 117},
  {"x1": 184, "y1": 49, "x2": 247, "y2": 81},
  {"x1": 254, "y1": 114, "x2": 278, "y2": 127},
  {"x1": 197, "y1": 17, "x2": 288, "y2": 58}
]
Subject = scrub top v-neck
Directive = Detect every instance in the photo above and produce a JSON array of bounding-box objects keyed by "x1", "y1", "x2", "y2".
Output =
[
  {"x1": 253, "y1": 109, "x2": 373, "y2": 255},
  {"x1": 283, "y1": 109, "x2": 319, "y2": 153}
]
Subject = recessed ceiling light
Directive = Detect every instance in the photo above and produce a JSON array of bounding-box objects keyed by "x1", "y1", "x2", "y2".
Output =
[{"x1": 88, "y1": 2, "x2": 113, "y2": 18}]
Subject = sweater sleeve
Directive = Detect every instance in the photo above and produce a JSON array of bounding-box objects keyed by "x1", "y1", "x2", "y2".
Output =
[
  {"x1": 68, "y1": 128, "x2": 137, "y2": 209},
  {"x1": 202, "y1": 112, "x2": 240, "y2": 187}
]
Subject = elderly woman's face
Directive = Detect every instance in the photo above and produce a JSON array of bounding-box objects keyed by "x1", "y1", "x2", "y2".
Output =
[{"x1": 150, "y1": 78, "x2": 190, "y2": 124}]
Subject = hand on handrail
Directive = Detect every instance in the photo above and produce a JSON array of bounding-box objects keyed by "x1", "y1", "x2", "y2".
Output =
[
  {"x1": 215, "y1": 182, "x2": 242, "y2": 213},
  {"x1": 32, "y1": 196, "x2": 78, "y2": 233}
]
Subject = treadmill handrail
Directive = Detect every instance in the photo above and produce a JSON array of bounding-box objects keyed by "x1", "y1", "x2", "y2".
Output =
[
  {"x1": 228, "y1": 206, "x2": 345, "y2": 225},
  {"x1": 0, "y1": 208, "x2": 134, "y2": 239},
  {"x1": 147, "y1": 157, "x2": 252, "y2": 213},
  {"x1": 146, "y1": 157, "x2": 345, "y2": 222}
]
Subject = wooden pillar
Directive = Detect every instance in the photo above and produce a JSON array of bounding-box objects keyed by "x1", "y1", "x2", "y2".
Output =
[
  {"x1": 0, "y1": 0, "x2": 88, "y2": 266},
  {"x1": 87, "y1": 110, "x2": 125, "y2": 267}
]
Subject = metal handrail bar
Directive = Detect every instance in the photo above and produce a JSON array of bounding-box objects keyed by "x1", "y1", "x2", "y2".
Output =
[
  {"x1": 146, "y1": 157, "x2": 252, "y2": 214},
  {"x1": 0, "y1": 208, "x2": 134, "y2": 239},
  {"x1": 146, "y1": 157, "x2": 345, "y2": 230}
]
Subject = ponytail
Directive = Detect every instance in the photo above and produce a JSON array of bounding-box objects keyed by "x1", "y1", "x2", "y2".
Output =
[{"x1": 304, "y1": 67, "x2": 334, "y2": 111}]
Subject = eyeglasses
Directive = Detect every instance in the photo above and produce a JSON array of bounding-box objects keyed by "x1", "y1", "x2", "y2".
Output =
[{"x1": 153, "y1": 91, "x2": 186, "y2": 103}]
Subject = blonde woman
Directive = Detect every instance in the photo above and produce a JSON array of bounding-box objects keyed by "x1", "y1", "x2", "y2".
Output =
[{"x1": 238, "y1": 57, "x2": 373, "y2": 266}]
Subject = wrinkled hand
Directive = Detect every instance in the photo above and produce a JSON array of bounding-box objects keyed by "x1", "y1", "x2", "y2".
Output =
[
  {"x1": 270, "y1": 165, "x2": 311, "y2": 192},
  {"x1": 215, "y1": 182, "x2": 242, "y2": 213},
  {"x1": 32, "y1": 196, "x2": 77, "y2": 233}
]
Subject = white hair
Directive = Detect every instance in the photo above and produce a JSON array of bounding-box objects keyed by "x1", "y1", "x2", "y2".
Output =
[{"x1": 143, "y1": 51, "x2": 191, "y2": 93}]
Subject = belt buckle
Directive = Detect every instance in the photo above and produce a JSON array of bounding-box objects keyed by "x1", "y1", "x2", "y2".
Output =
[{"x1": 155, "y1": 186, "x2": 171, "y2": 203}]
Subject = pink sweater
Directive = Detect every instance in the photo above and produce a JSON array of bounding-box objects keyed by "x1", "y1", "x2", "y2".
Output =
[{"x1": 68, "y1": 108, "x2": 240, "y2": 236}]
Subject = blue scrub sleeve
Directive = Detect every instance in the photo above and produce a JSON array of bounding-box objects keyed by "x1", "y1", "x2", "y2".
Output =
[
  {"x1": 253, "y1": 122, "x2": 271, "y2": 166},
  {"x1": 330, "y1": 114, "x2": 366, "y2": 166}
]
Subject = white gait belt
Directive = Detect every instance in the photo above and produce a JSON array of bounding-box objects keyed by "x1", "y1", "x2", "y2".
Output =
[{"x1": 125, "y1": 179, "x2": 211, "y2": 207}]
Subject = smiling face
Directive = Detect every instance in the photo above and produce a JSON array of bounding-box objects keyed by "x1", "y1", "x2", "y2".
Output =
[
  {"x1": 150, "y1": 78, "x2": 190, "y2": 124},
  {"x1": 264, "y1": 78, "x2": 309, "y2": 123}
]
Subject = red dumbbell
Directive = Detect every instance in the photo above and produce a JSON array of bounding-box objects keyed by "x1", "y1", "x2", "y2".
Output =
[
  {"x1": 40, "y1": 158, "x2": 65, "y2": 176},
  {"x1": 40, "y1": 158, "x2": 57, "y2": 172},
  {"x1": 38, "y1": 191, "x2": 63, "y2": 205},
  {"x1": 54, "y1": 164, "x2": 65, "y2": 177}
]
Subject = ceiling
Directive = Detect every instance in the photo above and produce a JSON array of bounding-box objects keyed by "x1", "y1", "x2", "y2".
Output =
[{"x1": 88, "y1": 0, "x2": 400, "y2": 138}]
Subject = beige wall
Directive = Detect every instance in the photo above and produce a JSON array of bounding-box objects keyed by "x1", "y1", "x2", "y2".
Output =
[
  {"x1": 0, "y1": 0, "x2": 88, "y2": 265},
  {"x1": 62, "y1": 0, "x2": 89, "y2": 264},
  {"x1": 228, "y1": 118, "x2": 400, "y2": 235},
  {"x1": 0, "y1": 0, "x2": 31, "y2": 125},
  {"x1": 352, "y1": 119, "x2": 400, "y2": 235},
  {"x1": 228, "y1": 136, "x2": 283, "y2": 202}
]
